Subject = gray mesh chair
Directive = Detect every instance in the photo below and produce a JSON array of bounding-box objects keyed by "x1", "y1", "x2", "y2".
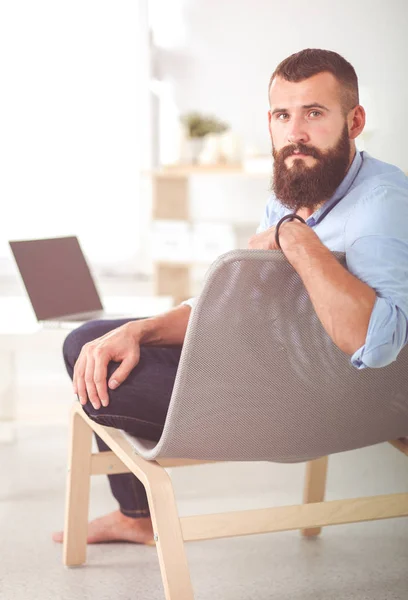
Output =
[{"x1": 62, "y1": 250, "x2": 408, "y2": 600}]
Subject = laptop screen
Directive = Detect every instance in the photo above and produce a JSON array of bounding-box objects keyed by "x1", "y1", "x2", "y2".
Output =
[{"x1": 9, "y1": 236, "x2": 104, "y2": 320}]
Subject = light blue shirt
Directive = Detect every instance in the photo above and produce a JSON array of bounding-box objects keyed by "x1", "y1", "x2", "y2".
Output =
[{"x1": 256, "y1": 151, "x2": 408, "y2": 369}]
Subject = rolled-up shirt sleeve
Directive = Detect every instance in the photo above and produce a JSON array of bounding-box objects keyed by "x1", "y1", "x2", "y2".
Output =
[
  {"x1": 346, "y1": 185, "x2": 408, "y2": 369},
  {"x1": 351, "y1": 296, "x2": 408, "y2": 368}
]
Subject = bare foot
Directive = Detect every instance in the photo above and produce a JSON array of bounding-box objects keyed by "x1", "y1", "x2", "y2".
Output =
[{"x1": 52, "y1": 510, "x2": 155, "y2": 545}]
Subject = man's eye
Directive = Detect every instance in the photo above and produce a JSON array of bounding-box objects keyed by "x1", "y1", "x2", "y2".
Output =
[
  {"x1": 277, "y1": 113, "x2": 289, "y2": 120},
  {"x1": 309, "y1": 111, "x2": 322, "y2": 118}
]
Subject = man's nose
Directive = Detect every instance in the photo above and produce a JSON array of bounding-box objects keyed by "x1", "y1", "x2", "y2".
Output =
[{"x1": 288, "y1": 120, "x2": 310, "y2": 145}]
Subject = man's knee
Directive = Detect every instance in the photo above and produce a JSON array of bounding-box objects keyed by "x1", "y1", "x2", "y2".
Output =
[{"x1": 62, "y1": 320, "x2": 106, "y2": 371}]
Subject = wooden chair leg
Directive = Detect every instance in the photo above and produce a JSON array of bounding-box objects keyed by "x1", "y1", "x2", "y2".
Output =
[
  {"x1": 63, "y1": 405, "x2": 93, "y2": 566},
  {"x1": 72, "y1": 406, "x2": 195, "y2": 599},
  {"x1": 301, "y1": 456, "x2": 328, "y2": 537},
  {"x1": 135, "y1": 462, "x2": 195, "y2": 600}
]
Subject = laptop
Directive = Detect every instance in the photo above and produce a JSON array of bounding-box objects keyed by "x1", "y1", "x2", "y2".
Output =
[{"x1": 8, "y1": 236, "x2": 134, "y2": 324}]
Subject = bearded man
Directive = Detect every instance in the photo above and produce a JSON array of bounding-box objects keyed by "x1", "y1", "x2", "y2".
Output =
[{"x1": 53, "y1": 48, "x2": 408, "y2": 546}]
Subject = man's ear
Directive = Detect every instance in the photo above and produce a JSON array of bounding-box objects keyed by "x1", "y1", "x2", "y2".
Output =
[
  {"x1": 267, "y1": 110, "x2": 273, "y2": 138},
  {"x1": 348, "y1": 105, "x2": 366, "y2": 140}
]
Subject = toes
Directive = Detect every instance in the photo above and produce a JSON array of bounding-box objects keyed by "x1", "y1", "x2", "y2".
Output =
[
  {"x1": 145, "y1": 539, "x2": 156, "y2": 546},
  {"x1": 52, "y1": 531, "x2": 64, "y2": 543}
]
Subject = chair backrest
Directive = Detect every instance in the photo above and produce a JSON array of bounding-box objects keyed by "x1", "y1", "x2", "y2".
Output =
[{"x1": 125, "y1": 250, "x2": 408, "y2": 461}]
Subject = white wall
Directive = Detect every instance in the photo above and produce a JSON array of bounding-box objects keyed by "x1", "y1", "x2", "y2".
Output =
[
  {"x1": 156, "y1": 0, "x2": 408, "y2": 170},
  {"x1": 0, "y1": 0, "x2": 151, "y2": 276}
]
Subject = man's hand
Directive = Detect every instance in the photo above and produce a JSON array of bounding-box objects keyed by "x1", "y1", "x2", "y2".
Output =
[
  {"x1": 73, "y1": 321, "x2": 142, "y2": 410},
  {"x1": 248, "y1": 220, "x2": 316, "y2": 253},
  {"x1": 248, "y1": 226, "x2": 279, "y2": 250}
]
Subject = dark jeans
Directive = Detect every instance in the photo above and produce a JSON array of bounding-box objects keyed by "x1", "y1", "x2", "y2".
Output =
[{"x1": 63, "y1": 318, "x2": 183, "y2": 518}]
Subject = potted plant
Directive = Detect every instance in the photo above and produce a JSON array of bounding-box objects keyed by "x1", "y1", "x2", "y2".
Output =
[{"x1": 180, "y1": 112, "x2": 229, "y2": 164}]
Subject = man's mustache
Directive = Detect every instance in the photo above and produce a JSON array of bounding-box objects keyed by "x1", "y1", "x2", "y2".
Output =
[{"x1": 278, "y1": 144, "x2": 321, "y2": 161}]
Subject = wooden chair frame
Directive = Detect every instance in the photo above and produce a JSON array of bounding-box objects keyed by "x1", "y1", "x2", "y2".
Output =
[{"x1": 63, "y1": 403, "x2": 408, "y2": 600}]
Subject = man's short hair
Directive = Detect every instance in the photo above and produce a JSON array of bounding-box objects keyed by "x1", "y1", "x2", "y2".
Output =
[{"x1": 269, "y1": 48, "x2": 359, "y2": 115}]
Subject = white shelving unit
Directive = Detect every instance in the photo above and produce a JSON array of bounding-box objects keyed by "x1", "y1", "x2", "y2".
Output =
[{"x1": 146, "y1": 165, "x2": 270, "y2": 304}]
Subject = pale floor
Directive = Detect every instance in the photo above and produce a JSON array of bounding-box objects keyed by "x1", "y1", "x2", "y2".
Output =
[
  {"x1": 1, "y1": 279, "x2": 407, "y2": 599},
  {"x1": 1, "y1": 421, "x2": 407, "y2": 600}
]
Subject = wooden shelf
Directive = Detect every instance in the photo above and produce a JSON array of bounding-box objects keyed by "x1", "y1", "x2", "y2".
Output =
[{"x1": 146, "y1": 163, "x2": 267, "y2": 303}]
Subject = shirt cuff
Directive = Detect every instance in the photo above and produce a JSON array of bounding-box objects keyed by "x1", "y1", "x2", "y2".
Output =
[
  {"x1": 350, "y1": 296, "x2": 408, "y2": 369},
  {"x1": 180, "y1": 297, "x2": 197, "y2": 309}
]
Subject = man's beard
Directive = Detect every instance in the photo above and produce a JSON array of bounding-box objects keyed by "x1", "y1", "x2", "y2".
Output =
[{"x1": 271, "y1": 123, "x2": 351, "y2": 212}]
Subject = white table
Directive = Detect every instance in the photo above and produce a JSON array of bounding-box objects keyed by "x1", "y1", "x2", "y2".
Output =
[{"x1": 0, "y1": 295, "x2": 173, "y2": 442}]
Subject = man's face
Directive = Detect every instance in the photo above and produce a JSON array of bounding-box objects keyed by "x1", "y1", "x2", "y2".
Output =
[{"x1": 268, "y1": 72, "x2": 355, "y2": 212}]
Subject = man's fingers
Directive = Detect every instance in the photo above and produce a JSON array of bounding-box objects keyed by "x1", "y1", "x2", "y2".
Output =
[
  {"x1": 74, "y1": 355, "x2": 88, "y2": 405},
  {"x1": 76, "y1": 374, "x2": 88, "y2": 406},
  {"x1": 73, "y1": 347, "x2": 89, "y2": 401},
  {"x1": 93, "y1": 352, "x2": 109, "y2": 407},
  {"x1": 73, "y1": 335, "x2": 140, "y2": 409},
  {"x1": 248, "y1": 227, "x2": 277, "y2": 250},
  {"x1": 108, "y1": 355, "x2": 138, "y2": 390},
  {"x1": 84, "y1": 355, "x2": 101, "y2": 410},
  {"x1": 73, "y1": 357, "x2": 80, "y2": 395}
]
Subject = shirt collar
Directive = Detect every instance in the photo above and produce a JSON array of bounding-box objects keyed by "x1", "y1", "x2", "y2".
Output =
[{"x1": 276, "y1": 150, "x2": 363, "y2": 226}]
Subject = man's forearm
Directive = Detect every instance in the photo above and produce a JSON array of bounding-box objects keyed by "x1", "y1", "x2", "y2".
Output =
[
  {"x1": 280, "y1": 222, "x2": 376, "y2": 355},
  {"x1": 133, "y1": 304, "x2": 192, "y2": 346}
]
